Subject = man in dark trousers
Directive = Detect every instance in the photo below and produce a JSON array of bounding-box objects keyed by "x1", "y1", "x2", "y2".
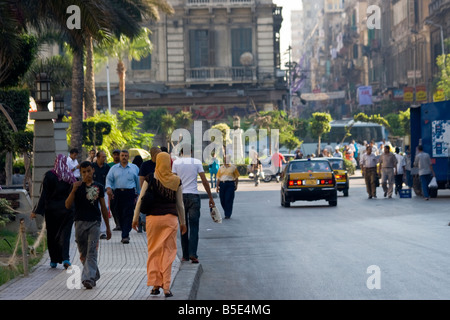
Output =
[
  {"x1": 65, "y1": 161, "x2": 111, "y2": 289},
  {"x1": 105, "y1": 150, "x2": 140, "y2": 244}
]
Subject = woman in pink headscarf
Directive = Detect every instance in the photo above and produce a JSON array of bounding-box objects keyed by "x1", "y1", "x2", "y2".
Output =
[{"x1": 31, "y1": 154, "x2": 77, "y2": 269}]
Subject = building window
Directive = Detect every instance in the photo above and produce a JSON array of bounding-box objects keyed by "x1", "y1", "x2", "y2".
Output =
[
  {"x1": 189, "y1": 29, "x2": 215, "y2": 68},
  {"x1": 231, "y1": 28, "x2": 253, "y2": 66},
  {"x1": 131, "y1": 55, "x2": 151, "y2": 70}
]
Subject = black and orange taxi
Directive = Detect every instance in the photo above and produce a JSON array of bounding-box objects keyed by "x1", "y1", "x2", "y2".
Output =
[
  {"x1": 326, "y1": 157, "x2": 349, "y2": 197},
  {"x1": 280, "y1": 159, "x2": 337, "y2": 207}
]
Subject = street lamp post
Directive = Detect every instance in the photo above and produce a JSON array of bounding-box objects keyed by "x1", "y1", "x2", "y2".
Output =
[
  {"x1": 35, "y1": 73, "x2": 51, "y2": 111},
  {"x1": 30, "y1": 73, "x2": 58, "y2": 208},
  {"x1": 54, "y1": 94, "x2": 65, "y2": 121}
]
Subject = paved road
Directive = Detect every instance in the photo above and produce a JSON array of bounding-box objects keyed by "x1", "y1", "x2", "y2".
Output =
[{"x1": 195, "y1": 177, "x2": 450, "y2": 300}]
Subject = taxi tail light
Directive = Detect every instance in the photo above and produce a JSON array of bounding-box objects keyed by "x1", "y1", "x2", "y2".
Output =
[
  {"x1": 288, "y1": 180, "x2": 303, "y2": 186},
  {"x1": 320, "y1": 179, "x2": 334, "y2": 185}
]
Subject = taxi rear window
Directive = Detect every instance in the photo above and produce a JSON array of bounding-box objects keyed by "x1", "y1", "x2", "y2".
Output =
[
  {"x1": 328, "y1": 159, "x2": 344, "y2": 170},
  {"x1": 288, "y1": 161, "x2": 332, "y2": 173}
]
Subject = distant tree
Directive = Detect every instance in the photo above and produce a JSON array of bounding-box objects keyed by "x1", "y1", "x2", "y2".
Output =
[{"x1": 310, "y1": 112, "x2": 332, "y2": 155}]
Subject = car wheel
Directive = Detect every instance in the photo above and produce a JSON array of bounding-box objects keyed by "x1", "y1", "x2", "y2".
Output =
[
  {"x1": 343, "y1": 189, "x2": 349, "y2": 197},
  {"x1": 328, "y1": 200, "x2": 337, "y2": 206},
  {"x1": 281, "y1": 193, "x2": 290, "y2": 207},
  {"x1": 263, "y1": 171, "x2": 272, "y2": 182}
]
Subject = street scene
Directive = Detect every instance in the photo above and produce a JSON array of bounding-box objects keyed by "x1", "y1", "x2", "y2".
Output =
[{"x1": 0, "y1": 0, "x2": 449, "y2": 311}]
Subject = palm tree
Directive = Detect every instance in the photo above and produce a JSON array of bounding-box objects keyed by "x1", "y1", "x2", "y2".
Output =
[{"x1": 98, "y1": 27, "x2": 153, "y2": 111}]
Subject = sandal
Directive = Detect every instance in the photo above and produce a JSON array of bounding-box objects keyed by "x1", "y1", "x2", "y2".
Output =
[
  {"x1": 150, "y1": 287, "x2": 160, "y2": 295},
  {"x1": 164, "y1": 290, "x2": 173, "y2": 298}
]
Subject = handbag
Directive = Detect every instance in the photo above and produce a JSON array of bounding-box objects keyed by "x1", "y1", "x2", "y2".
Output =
[
  {"x1": 140, "y1": 175, "x2": 155, "y2": 215},
  {"x1": 428, "y1": 177, "x2": 438, "y2": 188},
  {"x1": 210, "y1": 206, "x2": 222, "y2": 223}
]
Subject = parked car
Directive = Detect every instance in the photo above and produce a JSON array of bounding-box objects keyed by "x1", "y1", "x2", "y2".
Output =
[
  {"x1": 261, "y1": 154, "x2": 295, "y2": 182},
  {"x1": 326, "y1": 157, "x2": 349, "y2": 197},
  {"x1": 280, "y1": 158, "x2": 337, "y2": 207}
]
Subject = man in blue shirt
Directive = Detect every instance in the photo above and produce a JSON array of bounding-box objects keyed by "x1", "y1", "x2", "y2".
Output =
[{"x1": 105, "y1": 150, "x2": 140, "y2": 244}]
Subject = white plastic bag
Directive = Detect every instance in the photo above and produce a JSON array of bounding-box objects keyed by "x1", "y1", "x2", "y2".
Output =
[
  {"x1": 428, "y1": 177, "x2": 438, "y2": 188},
  {"x1": 259, "y1": 171, "x2": 265, "y2": 179},
  {"x1": 210, "y1": 206, "x2": 222, "y2": 223}
]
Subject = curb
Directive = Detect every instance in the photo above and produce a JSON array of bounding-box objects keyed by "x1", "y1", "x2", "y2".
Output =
[{"x1": 171, "y1": 262, "x2": 203, "y2": 300}]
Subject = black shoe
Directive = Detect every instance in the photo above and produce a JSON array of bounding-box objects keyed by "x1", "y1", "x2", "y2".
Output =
[
  {"x1": 151, "y1": 288, "x2": 160, "y2": 295},
  {"x1": 368, "y1": 196, "x2": 372, "y2": 199},
  {"x1": 384, "y1": 191, "x2": 387, "y2": 197},
  {"x1": 164, "y1": 290, "x2": 173, "y2": 298},
  {"x1": 83, "y1": 280, "x2": 94, "y2": 289},
  {"x1": 100, "y1": 234, "x2": 107, "y2": 239},
  {"x1": 121, "y1": 238, "x2": 130, "y2": 244}
]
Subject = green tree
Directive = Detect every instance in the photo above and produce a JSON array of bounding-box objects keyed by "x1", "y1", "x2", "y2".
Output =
[
  {"x1": 97, "y1": 27, "x2": 153, "y2": 112},
  {"x1": 310, "y1": 112, "x2": 332, "y2": 155},
  {"x1": 436, "y1": 45, "x2": 450, "y2": 99},
  {"x1": 160, "y1": 113, "x2": 176, "y2": 150}
]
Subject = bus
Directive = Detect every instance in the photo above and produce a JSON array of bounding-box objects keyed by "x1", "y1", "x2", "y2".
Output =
[{"x1": 324, "y1": 120, "x2": 388, "y2": 144}]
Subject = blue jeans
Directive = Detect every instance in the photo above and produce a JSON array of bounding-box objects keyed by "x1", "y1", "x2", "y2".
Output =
[
  {"x1": 420, "y1": 174, "x2": 432, "y2": 198},
  {"x1": 210, "y1": 172, "x2": 217, "y2": 188},
  {"x1": 181, "y1": 194, "x2": 201, "y2": 260},
  {"x1": 219, "y1": 181, "x2": 236, "y2": 218}
]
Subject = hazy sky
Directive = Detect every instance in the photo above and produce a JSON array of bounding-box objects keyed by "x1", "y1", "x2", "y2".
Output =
[{"x1": 273, "y1": 0, "x2": 303, "y2": 67}]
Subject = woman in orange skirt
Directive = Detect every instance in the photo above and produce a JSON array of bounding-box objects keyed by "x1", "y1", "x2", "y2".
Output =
[{"x1": 133, "y1": 152, "x2": 187, "y2": 297}]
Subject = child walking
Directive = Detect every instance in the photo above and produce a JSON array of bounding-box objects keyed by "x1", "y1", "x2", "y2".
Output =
[{"x1": 65, "y1": 161, "x2": 111, "y2": 289}]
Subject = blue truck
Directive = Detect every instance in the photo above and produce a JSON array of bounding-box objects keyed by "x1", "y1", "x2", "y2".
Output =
[{"x1": 410, "y1": 100, "x2": 450, "y2": 197}]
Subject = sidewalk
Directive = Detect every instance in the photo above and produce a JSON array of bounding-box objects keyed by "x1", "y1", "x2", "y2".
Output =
[{"x1": 0, "y1": 223, "x2": 202, "y2": 300}]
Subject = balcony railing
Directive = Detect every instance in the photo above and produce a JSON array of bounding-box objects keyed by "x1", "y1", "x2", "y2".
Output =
[
  {"x1": 429, "y1": 0, "x2": 448, "y2": 16},
  {"x1": 186, "y1": 66, "x2": 256, "y2": 83},
  {"x1": 187, "y1": 0, "x2": 254, "y2": 7}
]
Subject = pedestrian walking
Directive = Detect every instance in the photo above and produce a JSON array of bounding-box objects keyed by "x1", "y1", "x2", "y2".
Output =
[
  {"x1": 404, "y1": 147, "x2": 413, "y2": 188},
  {"x1": 106, "y1": 149, "x2": 121, "y2": 231},
  {"x1": 216, "y1": 155, "x2": 240, "y2": 218},
  {"x1": 271, "y1": 148, "x2": 286, "y2": 182},
  {"x1": 65, "y1": 161, "x2": 111, "y2": 289},
  {"x1": 92, "y1": 151, "x2": 110, "y2": 239},
  {"x1": 360, "y1": 145, "x2": 378, "y2": 199},
  {"x1": 172, "y1": 148, "x2": 215, "y2": 264},
  {"x1": 67, "y1": 148, "x2": 80, "y2": 180},
  {"x1": 105, "y1": 150, "x2": 140, "y2": 244},
  {"x1": 378, "y1": 145, "x2": 398, "y2": 198},
  {"x1": 107, "y1": 149, "x2": 121, "y2": 167},
  {"x1": 132, "y1": 155, "x2": 143, "y2": 168},
  {"x1": 413, "y1": 145, "x2": 436, "y2": 200},
  {"x1": 31, "y1": 154, "x2": 76, "y2": 269},
  {"x1": 86, "y1": 149, "x2": 96, "y2": 163},
  {"x1": 394, "y1": 147, "x2": 406, "y2": 195},
  {"x1": 208, "y1": 152, "x2": 220, "y2": 188},
  {"x1": 138, "y1": 147, "x2": 161, "y2": 232},
  {"x1": 333, "y1": 146, "x2": 343, "y2": 158},
  {"x1": 132, "y1": 152, "x2": 187, "y2": 298},
  {"x1": 253, "y1": 153, "x2": 262, "y2": 186}
]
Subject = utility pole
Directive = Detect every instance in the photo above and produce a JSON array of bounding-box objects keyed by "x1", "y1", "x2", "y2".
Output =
[{"x1": 285, "y1": 45, "x2": 293, "y2": 114}]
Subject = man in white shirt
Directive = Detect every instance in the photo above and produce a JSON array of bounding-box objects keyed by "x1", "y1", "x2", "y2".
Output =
[
  {"x1": 360, "y1": 145, "x2": 378, "y2": 199},
  {"x1": 67, "y1": 148, "x2": 80, "y2": 180},
  {"x1": 394, "y1": 147, "x2": 406, "y2": 195},
  {"x1": 172, "y1": 149, "x2": 215, "y2": 263}
]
